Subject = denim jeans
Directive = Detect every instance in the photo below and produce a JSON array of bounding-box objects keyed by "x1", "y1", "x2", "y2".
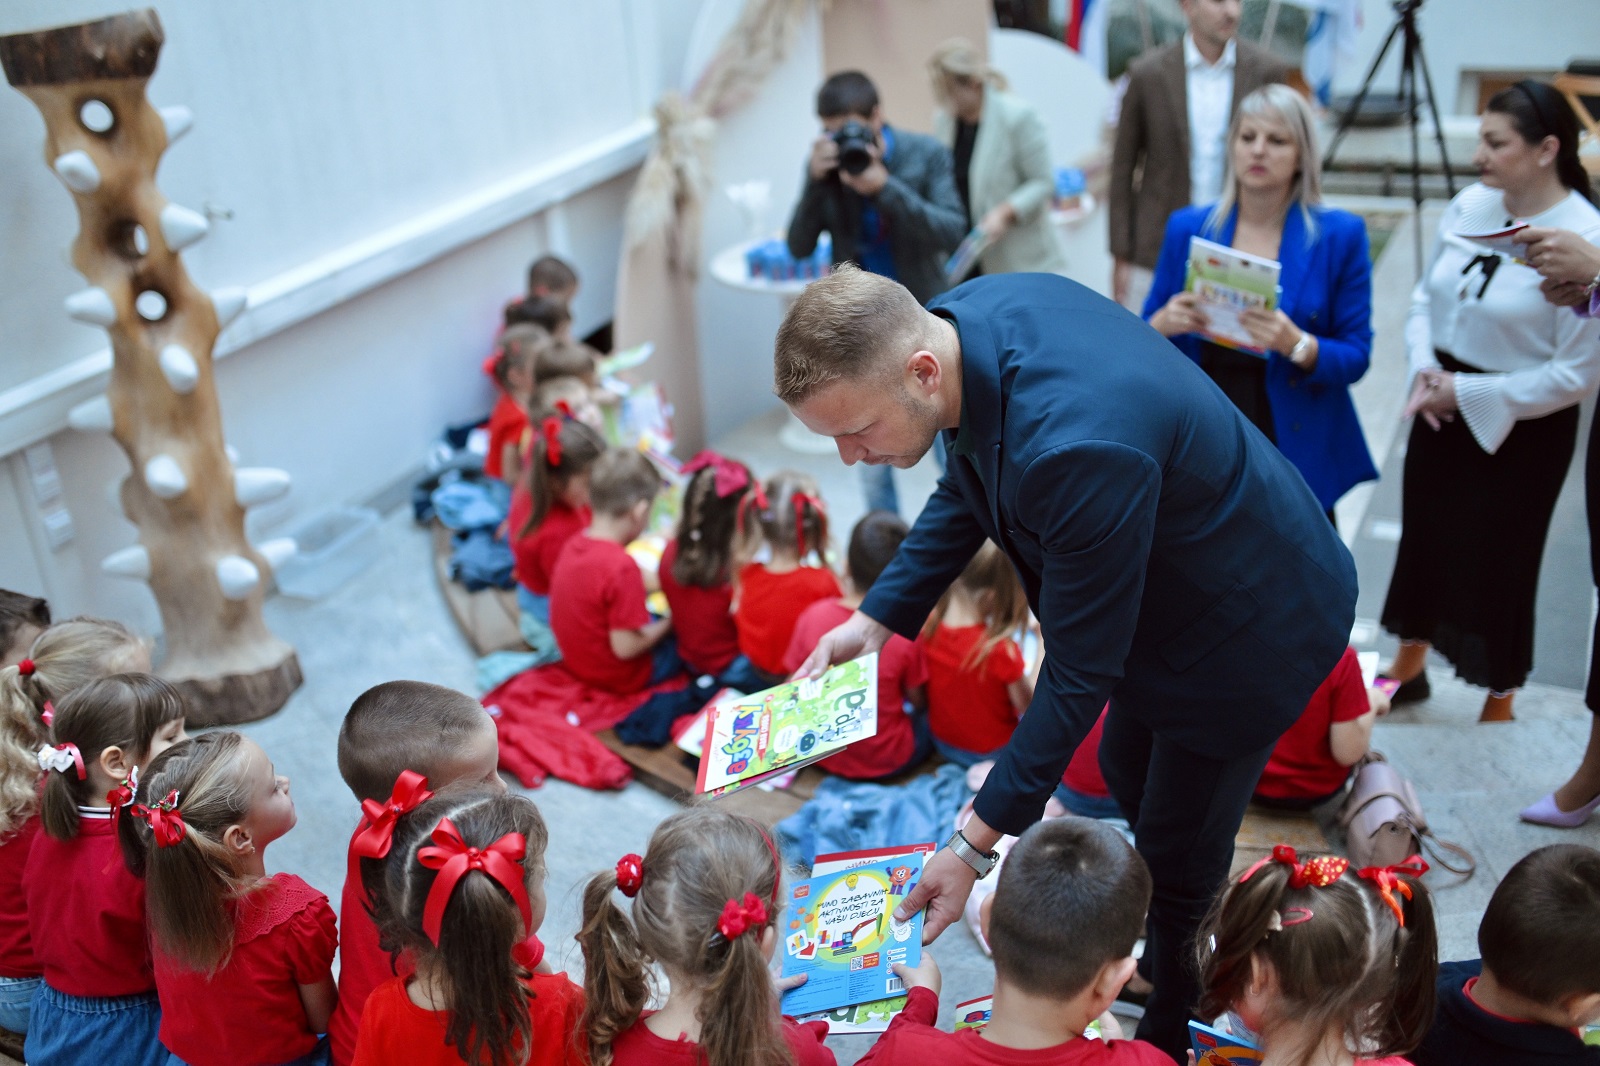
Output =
[
  {"x1": 932, "y1": 736, "x2": 996, "y2": 770},
  {"x1": 0, "y1": 974, "x2": 38, "y2": 1034},
  {"x1": 25, "y1": 984, "x2": 164, "y2": 1066},
  {"x1": 1051, "y1": 782, "x2": 1126, "y2": 820}
]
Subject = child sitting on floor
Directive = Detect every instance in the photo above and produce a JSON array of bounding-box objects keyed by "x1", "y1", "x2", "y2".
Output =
[
  {"x1": 578, "y1": 806, "x2": 833, "y2": 1066},
  {"x1": 1413, "y1": 843, "x2": 1600, "y2": 1066},
  {"x1": 1196, "y1": 845, "x2": 1438, "y2": 1066},
  {"x1": 508, "y1": 413, "x2": 605, "y2": 643},
  {"x1": 330, "y1": 680, "x2": 541, "y2": 1066},
  {"x1": 920, "y1": 542, "x2": 1039, "y2": 768},
  {"x1": 121, "y1": 731, "x2": 336, "y2": 1066},
  {"x1": 485, "y1": 324, "x2": 551, "y2": 485},
  {"x1": 526, "y1": 254, "x2": 579, "y2": 307},
  {"x1": 785, "y1": 510, "x2": 930, "y2": 781},
  {"x1": 1254, "y1": 646, "x2": 1388, "y2": 810},
  {"x1": 0, "y1": 591, "x2": 49, "y2": 669},
  {"x1": 549, "y1": 449, "x2": 677, "y2": 695},
  {"x1": 733, "y1": 470, "x2": 840, "y2": 687},
  {"x1": 355, "y1": 788, "x2": 584, "y2": 1066},
  {"x1": 659, "y1": 452, "x2": 758, "y2": 679},
  {"x1": 860, "y1": 817, "x2": 1165, "y2": 1064}
]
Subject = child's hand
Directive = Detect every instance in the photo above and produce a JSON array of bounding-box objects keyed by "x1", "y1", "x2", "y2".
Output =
[
  {"x1": 774, "y1": 971, "x2": 808, "y2": 994},
  {"x1": 891, "y1": 954, "x2": 941, "y2": 999}
]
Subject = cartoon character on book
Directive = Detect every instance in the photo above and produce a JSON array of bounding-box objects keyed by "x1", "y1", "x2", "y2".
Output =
[{"x1": 886, "y1": 865, "x2": 915, "y2": 896}]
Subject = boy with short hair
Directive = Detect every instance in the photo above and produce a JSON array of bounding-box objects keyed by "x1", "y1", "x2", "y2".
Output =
[
  {"x1": 1414, "y1": 843, "x2": 1600, "y2": 1065},
  {"x1": 329, "y1": 680, "x2": 533, "y2": 1066},
  {"x1": 860, "y1": 817, "x2": 1168, "y2": 1064},
  {"x1": 0, "y1": 589, "x2": 50, "y2": 668},
  {"x1": 526, "y1": 254, "x2": 579, "y2": 305},
  {"x1": 549, "y1": 449, "x2": 677, "y2": 694},
  {"x1": 784, "y1": 510, "x2": 929, "y2": 780}
]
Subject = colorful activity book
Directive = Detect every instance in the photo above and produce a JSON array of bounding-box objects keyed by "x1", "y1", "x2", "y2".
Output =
[
  {"x1": 1184, "y1": 236, "x2": 1281, "y2": 356},
  {"x1": 694, "y1": 654, "x2": 879, "y2": 796},
  {"x1": 1189, "y1": 1020, "x2": 1264, "y2": 1065},
  {"x1": 779, "y1": 849, "x2": 924, "y2": 1016},
  {"x1": 953, "y1": 994, "x2": 1104, "y2": 1039}
]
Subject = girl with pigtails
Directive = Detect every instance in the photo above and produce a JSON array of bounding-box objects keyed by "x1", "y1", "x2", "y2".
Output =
[
  {"x1": 578, "y1": 806, "x2": 834, "y2": 1066},
  {"x1": 732, "y1": 469, "x2": 840, "y2": 687},
  {"x1": 658, "y1": 451, "x2": 761, "y2": 680},
  {"x1": 120, "y1": 730, "x2": 336, "y2": 1066},
  {"x1": 354, "y1": 787, "x2": 582, "y2": 1066},
  {"x1": 1195, "y1": 845, "x2": 1440, "y2": 1066}
]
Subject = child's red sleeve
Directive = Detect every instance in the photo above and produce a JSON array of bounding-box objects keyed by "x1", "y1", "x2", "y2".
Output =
[
  {"x1": 851, "y1": 987, "x2": 940, "y2": 1064},
  {"x1": 1328, "y1": 647, "x2": 1371, "y2": 724},
  {"x1": 604, "y1": 554, "x2": 652, "y2": 633}
]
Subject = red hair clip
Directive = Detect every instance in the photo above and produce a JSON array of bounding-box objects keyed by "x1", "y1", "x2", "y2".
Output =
[
  {"x1": 352, "y1": 770, "x2": 435, "y2": 860},
  {"x1": 716, "y1": 892, "x2": 769, "y2": 941},
  {"x1": 36, "y1": 743, "x2": 85, "y2": 781},
  {"x1": 40, "y1": 701, "x2": 54, "y2": 727},
  {"x1": 792, "y1": 492, "x2": 825, "y2": 558},
  {"x1": 1357, "y1": 855, "x2": 1428, "y2": 928},
  {"x1": 1240, "y1": 844, "x2": 1349, "y2": 889},
  {"x1": 16, "y1": 659, "x2": 34, "y2": 677},
  {"x1": 417, "y1": 817, "x2": 531, "y2": 945},
  {"x1": 541, "y1": 417, "x2": 564, "y2": 467},
  {"x1": 134, "y1": 790, "x2": 187, "y2": 848},
  {"x1": 681, "y1": 451, "x2": 752, "y2": 499},
  {"x1": 615, "y1": 853, "x2": 644, "y2": 897},
  {"x1": 106, "y1": 766, "x2": 140, "y2": 813},
  {"x1": 553, "y1": 399, "x2": 575, "y2": 419}
]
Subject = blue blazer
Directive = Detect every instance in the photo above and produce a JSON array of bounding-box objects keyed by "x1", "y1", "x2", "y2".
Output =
[
  {"x1": 1142, "y1": 203, "x2": 1378, "y2": 511},
  {"x1": 860, "y1": 274, "x2": 1358, "y2": 835}
]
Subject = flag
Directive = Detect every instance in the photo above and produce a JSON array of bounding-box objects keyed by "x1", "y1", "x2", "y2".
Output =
[
  {"x1": 1064, "y1": 0, "x2": 1110, "y2": 78},
  {"x1": 1282, "y1": 0, "x2": 1363, "y2": 104}
]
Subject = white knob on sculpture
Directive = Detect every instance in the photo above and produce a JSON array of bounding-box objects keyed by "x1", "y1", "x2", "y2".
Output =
[
  {"x1": 159, "y1": 105, "x2": 194, "y2": 143},
  {"x1": 64, "y1": 287, "x2": 117, "y2": 327},
  {"x1": 257, "y1": 538, "x2": 297, "y2": 570},
  {"x1": 53, "y1": 151, "x2": 100, "y2": 193},
  {"x1": 67, "y1": 395, "x2": 115, "y2": 432},
  {"x1": 158, "y1": 345, "x2": 200, "y2": 394},
  {"x1": 215, "y1": 555, "x2": 260, "y2": 600},
  {"x1": 101, "y1": 545, "x2": 151, "y2": 580},
  {"x1": 144, "y1": 454, "x2": 188, "y2": 499},
  {"x1": 159, "y1": 203, "x2": 209, "y2": 251},
  {"x1": 211, "y1": 287, "x2": 247, "y2": 329},
  {"x1": 234, "y1": 467, "x2": 291, "y2": 507}
]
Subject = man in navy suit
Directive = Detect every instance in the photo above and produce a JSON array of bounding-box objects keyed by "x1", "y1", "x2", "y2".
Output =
[{"x1": 780, "y1": 265, "x2": 1357, "y2": 1058}]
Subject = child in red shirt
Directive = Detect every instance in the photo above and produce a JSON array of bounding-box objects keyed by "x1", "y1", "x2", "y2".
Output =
[
  {"x1": 734, "y1": 470, "x2": 840, "y2": 683},
  {"x1": 919, "y1": 542, "x2": 1039, "y2": 768},
  {"x1": 330, "y1": 680, "x2": 546, "y2": 1066},
  {"x1": 579, "y1": 806, "x2": 834, "y2": 1066},
  {"x1": 859, "y1": 819, "x2": 1166, "y2": 1066},
  {"x1": 120, "y1": 731, "x2": 336, "y2": 1066},
  {"x1": 1254, "y1": 646, "x2": 1386, "y2": 809},
  {"x1": 509, "y1": 414, "x2": 605, "y2": 659},
  {"x1": 549, "y1": 450, "x2": 678, "y2": 695},
  {"x1": 785, "y1": 511, "x2": 931, "y2": 780},
  {"x1": 484, "y1": 324, "x2": 551, "y2": 484},
  {"x1": 353, "y1": 789, "x2": 583, "y2": 1066},
  {"x1": 659, "y1": 452, "x2": 760, "y2": 678},
  {"x1": 23, "y1": 673, "x2": 188, "y2": 1066}
]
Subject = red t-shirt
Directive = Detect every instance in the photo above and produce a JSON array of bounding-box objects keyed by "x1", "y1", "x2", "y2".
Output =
[
  {"x1": 1256, "y1": 646, "x2": 1369, "y2": 800},
  {"x1": 550, "y1": 535, "x2": 654, "y2": 694},
  {"x1": 156, "y1": 873, "x2": 337, "y2": 1066},
  {"x1": 608, "y1": 1012, "x2": 834, "y2": 1066},
  {"x1": 658, "y1": 540, "x2": 738, "y2": 676},
  {"x1": 23, "y1": 811, "x2": 153, "y2": 996},
  {"x1": 509, "y1": 494, "x2": 591, "y2": 597},
  {"x1": 1060, "y1": 708, "x2": 1111, "y2": 799},
  {"x1": 923, "y1": 624, "x2": 1027, "y2": 755},
  {"x1": 331, "y1": 824, "x2": 548, "y2": 1066},
  {"x1": 485, "y1": 393, "x2": 529, "y2": 481},
  {"x1": 352, "y1": 972, "x2": 587, "y2": 1066},
  {"x1": 0, "y1": 817, "x2": 41, "y2": 978},
  {"x1": 785, "y1": 599, "x2": 928, "y2": 780},
  {"x1": 856, "y1": 987, "x2": 1171, "y2": 1065},
  {"x1": 735, "y1": 564, "x2": 842, "y2": 677}
]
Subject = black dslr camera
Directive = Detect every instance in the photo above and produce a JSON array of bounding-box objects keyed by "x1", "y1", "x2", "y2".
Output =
[{"x1": 831, "y1": 120, "x2": 876, "y2": 176}]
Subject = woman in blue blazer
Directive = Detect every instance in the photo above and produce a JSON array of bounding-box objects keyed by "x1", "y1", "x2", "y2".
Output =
[{"x1": 1144, "y1": 85, "x2": 1376, "y2": 516}]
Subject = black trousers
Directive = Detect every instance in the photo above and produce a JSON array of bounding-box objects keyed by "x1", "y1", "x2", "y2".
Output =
[{"x1": 1099, "y1": 704, "x2": 1277, "y2": 1062}]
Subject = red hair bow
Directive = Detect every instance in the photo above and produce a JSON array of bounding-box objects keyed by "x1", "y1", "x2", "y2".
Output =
[
  {"x1": 615, "y1": 853, "x2": 644, "y2": 897},
  {"x1": 15, "y1": 659, "x2": 34, "y2": 677},
  {"x1": 681, "y1": 451, "x2": 752, "y2": 499},
  {"x1": 106, "y1": 766, "x2": 140, "y2": 820},
  {"x1": 716, "y1": 892, "x2": 768, "y2": 941},
  {"x1": 1241, "y1": 844, "x2": 1349, "y2": 889},
  {"x1": 417, "y1": 817, "x2": 531, "y2": 945},
  {"x1": 40, "y1": 701, "x2": 53, "y2": 727},
  {"x1": 541, "y1": 417, "x2": 564, "y2": 467},
  {"x1": 553, "y1": 399, "x2": 575, "y2": 420},
  {"x1": 792, "y1": 492, "x2": 825, "y2": 558},
  {"x1": 1358, "y1": 855, "x2": 1428, "y2": 928},
  {"x1": 134, "y1": 790, "x2": 187, "y2": 848},
  {"x1": 352, "y1": 770, "x2": 435, "y2": 860}
]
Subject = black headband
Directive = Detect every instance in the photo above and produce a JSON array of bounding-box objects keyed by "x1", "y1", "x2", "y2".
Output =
[{"x1": 1513, "y1": 81, "x2": 1557, "y2": 140}]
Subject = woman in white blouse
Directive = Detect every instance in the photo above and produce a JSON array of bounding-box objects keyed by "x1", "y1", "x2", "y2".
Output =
[{"x1": 1380, "y1": 80, "x2": 1600, "y2": 723}]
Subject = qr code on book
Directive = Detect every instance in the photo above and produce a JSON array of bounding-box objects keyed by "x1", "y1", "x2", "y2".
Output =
[{"x1": 886, "y1": 976, "x2": 904, "y2": 994}]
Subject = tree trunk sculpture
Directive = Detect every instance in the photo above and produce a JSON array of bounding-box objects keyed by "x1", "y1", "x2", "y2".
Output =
[{"x1": 2, "y1": 10, "x2": 302, "y2": 725}]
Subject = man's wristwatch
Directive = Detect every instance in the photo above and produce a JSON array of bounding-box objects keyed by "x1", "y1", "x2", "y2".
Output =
[{"x1": 944, "y1": 828, "x2": 1000, "y2": 879}]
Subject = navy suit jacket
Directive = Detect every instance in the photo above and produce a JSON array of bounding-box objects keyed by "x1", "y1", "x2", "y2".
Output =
[
  {"x1": 860, "y1": 274, "x2": 1358, "y2": 836},
  {"x1": 1143, "y1": 203, "x2": 1378, "y2": 510}
]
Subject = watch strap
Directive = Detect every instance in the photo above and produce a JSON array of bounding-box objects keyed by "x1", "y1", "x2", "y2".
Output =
[{"x1": 945, "y1": 828, "x2": 999, "y2": 879}]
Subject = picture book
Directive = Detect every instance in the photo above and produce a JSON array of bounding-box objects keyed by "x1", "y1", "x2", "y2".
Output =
[
  {"x1": 946, "y1": 227, "x2": 996, "y2": 284},
  {"x1": 694, "y1": 654, "x2": 879, "y2": 796},
  {"x1": 1189, "y1": 1019, "x2": 1264, "y2": 1065},
  {"x1": 954, "y1": 995, "x2": 1104, "y2": 1039},
  {"x1": 796, "y1": 996, "x2": 908, "y2": 1035},
  {"x1": 1184, "y1": 236, "x2": 1281, "y2": 356},
  {"x1": 779, "y1": 852, "x2": 923, "y2": 1016}
]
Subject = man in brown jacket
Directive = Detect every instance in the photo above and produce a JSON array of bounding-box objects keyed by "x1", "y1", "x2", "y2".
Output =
[{"x1": 1109, "y1": 0, "x2": 1290, "y2": 311}]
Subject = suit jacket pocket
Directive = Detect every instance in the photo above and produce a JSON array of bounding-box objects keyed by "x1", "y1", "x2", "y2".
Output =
[{"x1": 1158, "y1": 583, "x2": 1260, "y2": 674}]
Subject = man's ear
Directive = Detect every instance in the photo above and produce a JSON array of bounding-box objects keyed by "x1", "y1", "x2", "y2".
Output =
[{"x1": 908, "y1": 350, "x2": 942, "y2": 397}]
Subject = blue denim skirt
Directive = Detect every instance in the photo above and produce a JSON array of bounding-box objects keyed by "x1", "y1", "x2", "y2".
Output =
[{"x1": 25, "y1": 982, "x2": 164, "y2": 1066}]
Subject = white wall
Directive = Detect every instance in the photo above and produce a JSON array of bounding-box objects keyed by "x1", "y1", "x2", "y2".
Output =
[{"x1": 0, "y1": 1, "x2": 706, "y2": 624}]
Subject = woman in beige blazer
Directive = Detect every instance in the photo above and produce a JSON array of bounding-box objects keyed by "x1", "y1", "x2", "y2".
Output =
[{"x1": 930, "y1": 39, "x2": 1068, "y2": 276}]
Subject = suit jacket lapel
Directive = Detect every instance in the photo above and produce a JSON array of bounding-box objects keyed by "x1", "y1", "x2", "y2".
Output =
[
  {"x1": 1275, "y1": 205, "x2": 1312, "y2": 320},
  {"x1": 1165, "y1": 46, "x2": 1192, "y2": 177}
]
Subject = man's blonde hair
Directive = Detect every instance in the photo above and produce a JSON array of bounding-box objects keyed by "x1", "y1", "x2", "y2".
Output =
[{"x1": 773, "y1": 263, "x2": 928, "y2": 404}]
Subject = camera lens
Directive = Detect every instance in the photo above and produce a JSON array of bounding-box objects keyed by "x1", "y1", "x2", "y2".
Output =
[{"x1": 832, "y1": 120, "x2": 874, "y2": 176}]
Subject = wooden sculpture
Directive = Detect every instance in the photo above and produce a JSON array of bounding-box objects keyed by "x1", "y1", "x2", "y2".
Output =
[{"x1": 2, "y1": 10, "x2": 302, "y2": 725}]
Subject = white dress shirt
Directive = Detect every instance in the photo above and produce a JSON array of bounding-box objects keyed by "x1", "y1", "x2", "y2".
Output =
[
  {"x1": 1185, "y1": 33, "x2": 1237, "y2": 206},
  {"x1": 1406, "y1": 184, "x2": 1600, "y2": 453}
]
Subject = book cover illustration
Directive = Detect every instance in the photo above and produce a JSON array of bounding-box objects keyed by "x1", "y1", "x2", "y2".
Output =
[
  {"x1": 1184, "y1": 236, "x2": 1281, "y2": 356},
  {"x1": 1189, "y1": 1019, "x2": 1264, "y2": 1065},
  {"x1": 694, "y1": 654, "x2": 878, "y2": 796},
  {"x1": 953, "y1": 995, "x2": 1103, "y2": 1039},
  {"x1": 779, "y1": 853, "x2": 923, "y2": 1016}
]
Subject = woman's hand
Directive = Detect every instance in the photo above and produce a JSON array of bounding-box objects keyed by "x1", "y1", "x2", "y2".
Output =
[
  {"x1": 1541, "y1": 276, "x2": 1592, "y2": 309},
  {"x1": 1404, "y1": 368, "x2": 1459, "y2": 430},
  {"x1": 1516, "y1": 227, "x2": 1600, "y2": 287},
  {"x1": 978, "y1": 202, "x2": 1017, "y2": 240},
  {"x1": 1239, "y1": 308, "x2": 1309, "y2": 364},
  {"x1": 1150, "y1": 292, "x2": 1209, "y2": 337}
]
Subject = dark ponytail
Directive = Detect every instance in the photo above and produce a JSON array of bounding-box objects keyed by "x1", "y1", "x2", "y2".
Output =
[
  {"x1": 519, "y1": 416, "x2": 605, "y2": 538},
  {"x1": 1487, "y1": 80, "x2": 1599, "y2": 206},
  {"x1": 1379, "y1": 868, "x2": 1439, "y2": 1057},
  {"x1": 672, "y1": 459, "x2": 757, "y2": 589},
  {"x1": 576, "y1": 870, "x2": 652, "y2": 1066}
]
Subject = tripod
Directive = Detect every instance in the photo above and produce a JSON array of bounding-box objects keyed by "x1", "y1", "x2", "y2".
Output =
[{"x1": 1323, "y1": 0, "x2": 1456, "y2": 273}]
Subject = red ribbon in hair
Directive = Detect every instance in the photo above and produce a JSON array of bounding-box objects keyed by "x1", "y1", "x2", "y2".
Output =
[
  {"x1": 106, "y1": 766, "x2": 140, "y2": 818},
  {"x1": 736, "y1": 482, "x2": 770, "y2": 540},
  {"x1": 352, "y1": 770, "x2": 435, "y2": 860},
  {"x1": 16, "y1": 659, "x2": 34, "y2": 677},
  {"x1": 541, "y1": 417, "x2": 564, "y2": 467},
  {"x1": 417, "y1": 817, "x2": 531, "y2": 945},
  {"x1": 1357, "y1": 855, "x2": 1429, "y2": 928},
  {"x1": 615, "y1": 853, "x2": 644, "y2": 897},
  {"x1": 792, "y1": 492, "x2": 825, "y2": 558},
  {"x1": 681, "y1": 451, "x2": 752, "y2": 499},
  {"x1": 553, "y1": 399, "x2": 575, "y2": 419},
  {"x1": 1240, "y1": 844, "x2": 1349, "y2": 889},
  {"x1": 40, "y1": 701, "x2": 53, "y2": 727},
  {"x1": 133, "y1": 790, "x2": 187, "y2": 848},
  {"x1": 37, "y1": 743, "x2": 85, "y2": 781},
  {"x1": 716, "y1": 892, "x2": 768, "y2": 941}
]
